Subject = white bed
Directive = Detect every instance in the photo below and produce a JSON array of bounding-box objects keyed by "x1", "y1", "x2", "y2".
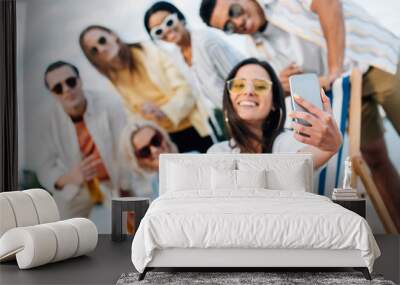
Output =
[{"x1": 131, "y1": 154, "x2": 380, "y2": 280}]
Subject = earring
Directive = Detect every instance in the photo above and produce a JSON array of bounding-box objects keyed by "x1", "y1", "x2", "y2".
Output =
[{"x1": 224, "y1": 110, "x2": 229, "y2": 123}]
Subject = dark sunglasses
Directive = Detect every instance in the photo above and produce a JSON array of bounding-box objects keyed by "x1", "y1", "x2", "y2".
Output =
[
  {"x1": 134, "y1": 131, "x2": 164, "y2": 159},
  {"x1": 223, "y1": 3, "x2": 244, "y2": 33},
  {"x1": 90, "y1": 36, "x2": 107, "y2": 56},
  {"x1": 51, "y1": 76, "x2": 78, "y2": 95}
]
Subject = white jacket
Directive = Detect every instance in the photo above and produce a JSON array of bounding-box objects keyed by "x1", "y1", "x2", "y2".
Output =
[{"x1": 36, "y1": 91, "x2": 129, "y2": 198}]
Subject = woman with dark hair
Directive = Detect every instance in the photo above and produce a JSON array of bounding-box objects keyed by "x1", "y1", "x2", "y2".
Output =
[
  {"x1": 144, "y1": 1, "x2": 244, "y2": 141},
  {"x1": 79, "y1": 25, "x2": 212, "y2": 153},
  {"x1": 208, "y1": 58, "x2": 342, "y2": 169}
]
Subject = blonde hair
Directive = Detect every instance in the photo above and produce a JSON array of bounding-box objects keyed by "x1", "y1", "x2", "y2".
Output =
[
  {"x1": 119, "y1": 118, "x2": 177, "y2": 177},
  {"x1": 79, "y1": 25, "x2": 142, "y2": 80}
]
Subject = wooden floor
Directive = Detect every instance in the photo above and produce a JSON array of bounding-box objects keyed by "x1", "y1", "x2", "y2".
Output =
[{"x1": 0, "y1": 235, "x2": 398, "y2": 285}]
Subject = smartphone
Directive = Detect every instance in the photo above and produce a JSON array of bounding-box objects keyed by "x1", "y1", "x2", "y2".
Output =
[{"x1": 289, "y1": 73, "x2": 323, "y2": 126}]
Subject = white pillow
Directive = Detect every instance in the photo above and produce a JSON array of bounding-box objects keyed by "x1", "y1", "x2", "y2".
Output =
[
  {"x1": 211, "y1": 168, "x2": 236, "y2": 190},
  {"x1": 238, "y1": 159, "x2": 308, "y2": 191},
  {"x1": 166, "y1": 160, "x2": 236, "y2": 192},
  {"x1": 167, "y1": 162, "x2": 211, "y2": 191},
  {"x1": 267, "y1": 167, "x2": 307, "y2": 191},
  {"x1": 236, "y1": 169, "x2": 267, "y2": 189},
  {"x1": 211, "y1": 168, "x2": 267, "y2": 191}
]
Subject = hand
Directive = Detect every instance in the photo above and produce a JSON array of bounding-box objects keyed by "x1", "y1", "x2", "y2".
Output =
[
  {"x1": 79, "y1": 154, "x2": 101, "y2": 181},
  {"x1": 279, "y1": 63, "x2": 303, "y2": 95},
  {"x1": 319, "y1": 70, "x2": 341, "y2": 91},
  {"x1": 54, "y1": 155, "x2": 101, "y2": 190},
  {"x1": 141, "y1": 102, "x2": 167, "y2": 120},
  {"x1": 66, "y1": 155, "x2": 100, "y2": 185},
  {"x1": 289, "y1": 89, "x2": 342, "y2": 153}
]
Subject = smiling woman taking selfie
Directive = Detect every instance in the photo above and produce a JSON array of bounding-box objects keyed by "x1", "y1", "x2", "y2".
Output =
[{"x1": 208, "y1": 58, "x2": 342, "y2": 169}]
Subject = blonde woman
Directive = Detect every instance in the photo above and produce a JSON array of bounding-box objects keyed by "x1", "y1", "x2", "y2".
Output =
[
  {"x1": 120, "y1": 120, "x2": 177, "y2": 200},
  {"x1": 79, "y1": 25, "x2": 212, "y2": 153}
]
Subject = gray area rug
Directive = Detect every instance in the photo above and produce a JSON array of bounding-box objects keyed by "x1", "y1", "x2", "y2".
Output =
[{"x1": 116, "y1": 271, "x2": 396, "y2": 285}]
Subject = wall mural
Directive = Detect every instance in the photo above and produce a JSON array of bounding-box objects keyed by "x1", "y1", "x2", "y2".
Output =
[{"x1": 16, "y1": 0, "x2": 400, "y2": 234}]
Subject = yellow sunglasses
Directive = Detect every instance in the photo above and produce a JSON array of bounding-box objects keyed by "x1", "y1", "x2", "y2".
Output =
[{"x1": 227, "y1": 78, "x2": 273, "y2": 96}]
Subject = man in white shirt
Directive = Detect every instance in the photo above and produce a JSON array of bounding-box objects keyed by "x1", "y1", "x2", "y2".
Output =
[
  {"x1": 200, "y1": 0, "x2": 400, "y2": 225},
  {"x1": 36, "y1": 61, "x2": 130, "y2": 219}
]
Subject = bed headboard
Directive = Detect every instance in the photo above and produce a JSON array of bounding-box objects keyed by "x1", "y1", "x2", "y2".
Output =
[{"x1": 159, "y1": 153, "x2": 314, "y2": 195}]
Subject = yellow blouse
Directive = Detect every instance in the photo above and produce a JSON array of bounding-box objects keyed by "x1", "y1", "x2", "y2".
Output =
[{"x1": 110, "y1": 46, "x2": 192, "y2": 133}]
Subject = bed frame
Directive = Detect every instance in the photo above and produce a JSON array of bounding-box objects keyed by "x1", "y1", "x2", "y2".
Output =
[
  {"x1": 138, "y1": 154, "x2": 372, "y2": 281},
  {"x1": 140, "y1": 248, "x2": 370, "y2": 280}
]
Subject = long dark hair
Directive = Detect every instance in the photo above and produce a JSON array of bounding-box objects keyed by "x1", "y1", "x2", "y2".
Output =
[
  {"x1": 79, "y1": 25, "x2": 142, "y2": 80},
  {"x1": 223, "y1": 58, "x2": 286, "y2": 153}
]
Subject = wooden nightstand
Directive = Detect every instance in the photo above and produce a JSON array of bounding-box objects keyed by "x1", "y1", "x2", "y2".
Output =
[{"x1": 332, "y1": 199, "x2": 366, "y2": 218}]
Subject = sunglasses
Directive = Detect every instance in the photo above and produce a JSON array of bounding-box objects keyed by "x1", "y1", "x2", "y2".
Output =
[
  {"x1": 134, "y1": 131, "x2": 164, "y2": 159},
  {"x1": 226, "y1": 78, "x2": 273, "y2": 96},
  {"x1": 51, "y1": 76, "x2": 78, "y2": 95},
  {"x1": 90, "y1": 36, "x2": 107, "y2": 56},
  {"x1": 223, "y1": 4, "x2": 244, "y2": 33},
  {"x1": 150, "y1": 13, "x2": 179, "y2": 40}
]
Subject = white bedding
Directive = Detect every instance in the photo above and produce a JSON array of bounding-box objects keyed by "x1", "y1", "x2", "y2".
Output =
[{"x1": 131, "y1": 190, "x2": 380, "y2": 273}]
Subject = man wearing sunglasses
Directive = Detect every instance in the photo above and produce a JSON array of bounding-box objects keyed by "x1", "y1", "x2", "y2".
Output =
[
  {"x1": 36, "y1": 61, "x2": 130, "y2": 219},
  {"x1": 200, "y1": 0, "x2": 400, "y2": 224}
]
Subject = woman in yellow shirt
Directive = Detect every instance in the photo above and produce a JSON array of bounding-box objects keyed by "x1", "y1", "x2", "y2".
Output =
[{"x1": 79, "y1": 25, "x2": 212, "y2": 153}]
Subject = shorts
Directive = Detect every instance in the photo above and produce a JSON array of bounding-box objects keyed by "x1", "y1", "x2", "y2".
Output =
[{"x1": 361, "y1": 61, "x2": 400, "y2": 146}]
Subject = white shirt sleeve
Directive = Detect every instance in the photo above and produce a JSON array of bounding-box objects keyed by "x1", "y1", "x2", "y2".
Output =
[
  {"x1": 205, "y1": 32, "x2": 245, "y2": 79},
  {"x1": 207, "y1": 141, "x2": 239, "y2": 153},
  {"x1": 262, "y1": 0, "x2": 312, "y2": 12},
  {"x1": 297, "y1": 0, "x2": 313, "y2": 11},
  {"x1": 272, "y1": 131, "x2": 306, "y2": 153}
]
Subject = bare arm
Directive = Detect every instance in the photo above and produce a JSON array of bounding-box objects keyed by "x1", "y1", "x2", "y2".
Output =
[
  {"x1": 289, "y1": 89, "x2": 342, "y2": 169},
  {"x1": 298, "y1": 145, "x2": 336, "y2": 169},
  {"x1": 311, "y1": 0, "x2": 345, "y2": 86}
]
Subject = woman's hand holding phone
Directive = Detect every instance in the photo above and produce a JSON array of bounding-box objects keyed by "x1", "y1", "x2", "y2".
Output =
[{"x1": 289, "y1": 89, "x2": 342, "y2": 153}]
